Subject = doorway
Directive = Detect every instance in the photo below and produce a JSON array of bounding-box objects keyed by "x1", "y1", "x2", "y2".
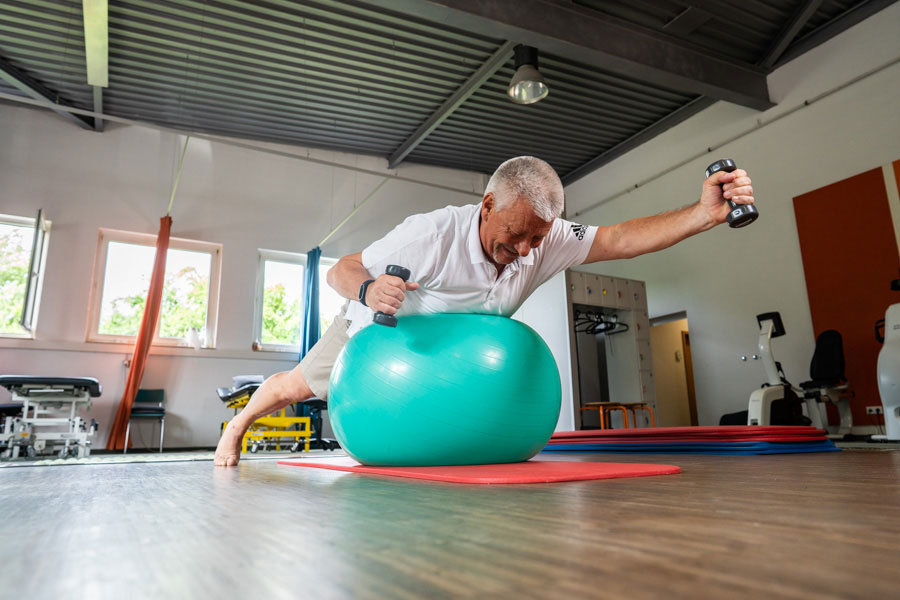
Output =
[{"x1": 650, "y1": 313, "x2": 698, "y2": 427}]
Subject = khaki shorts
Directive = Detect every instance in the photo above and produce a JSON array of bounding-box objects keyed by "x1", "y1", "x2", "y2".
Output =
[{"x1": 299, "y1": 302, "x2": 351, "y2": 399}]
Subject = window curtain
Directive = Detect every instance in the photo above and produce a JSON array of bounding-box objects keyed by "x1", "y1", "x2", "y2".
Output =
[
  {"x1": 106, "y1": 216, "x2": 172, "y2": 450},
  {"x1": 300, "y1": 246, "x2": 321, "y2": 361}
]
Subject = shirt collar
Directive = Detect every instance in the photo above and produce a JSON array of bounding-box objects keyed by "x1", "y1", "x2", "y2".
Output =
[
  {"x1": 466, "y1": 203, "x2": 535, "y2": 268},
  {"x1": 467, "y1": 204, "x2": 488, "y2": 265}
]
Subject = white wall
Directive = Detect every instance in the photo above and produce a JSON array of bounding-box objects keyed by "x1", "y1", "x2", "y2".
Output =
[
  {"x1": 512, "y1": 272, "x2": 574, "y2": 432},
  {"x1": 0, "y1": 108, "x2": 484, "y2": 447},
  {"x1": 564, "y1": 3, "x2": 900, "y2": 424}
]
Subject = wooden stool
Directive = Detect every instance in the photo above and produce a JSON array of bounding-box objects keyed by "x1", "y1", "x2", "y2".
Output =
[
  {"x1": 621, "y1": 402, "x2": 655, "y2": 428},
  {"x1": 580, "y1": 403, "x2": 606, "y2": 429},
  {"x1": 581, "y1": 402, "x2": 630, "y2": 429}
]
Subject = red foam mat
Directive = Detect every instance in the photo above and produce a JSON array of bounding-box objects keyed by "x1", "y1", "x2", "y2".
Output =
[{"x1": 278, "y1": 457, "x2": 681, "y2": 484}]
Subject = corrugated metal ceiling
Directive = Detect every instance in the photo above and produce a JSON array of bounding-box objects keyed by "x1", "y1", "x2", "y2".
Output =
[{"x1": 0, "y1": 0, "x2": 894, "y2": 183}]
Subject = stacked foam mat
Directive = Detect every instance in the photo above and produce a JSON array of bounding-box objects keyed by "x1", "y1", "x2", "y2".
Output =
[{"x1": 544, "y1": 426, "x2": 840, "y2": 455}]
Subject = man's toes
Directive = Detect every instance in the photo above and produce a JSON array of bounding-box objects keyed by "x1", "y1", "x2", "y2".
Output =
[{"x1": 214, "y1": 454, "x2": 239, "y2": 467}]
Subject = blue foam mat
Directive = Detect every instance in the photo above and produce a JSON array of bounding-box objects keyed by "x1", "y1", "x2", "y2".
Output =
[{"x1": 542, "y1": 440, "x2": 840, "y2": 455}]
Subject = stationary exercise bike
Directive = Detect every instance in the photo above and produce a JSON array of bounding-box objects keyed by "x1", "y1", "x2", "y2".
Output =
[
  {"x1": 746, "y1": 312, "x2": 809, "y2": 427},
  {"x1": 746, "y1": 312, "x2": 852, "y2": 433},
  {"x1": 875, "y1": 273, "x2": 900, "y2": 441}
]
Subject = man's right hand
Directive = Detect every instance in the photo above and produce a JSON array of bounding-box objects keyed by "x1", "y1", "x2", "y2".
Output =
[{"x1": 364, "y1": 273, "x2": 419, "y2": 314}]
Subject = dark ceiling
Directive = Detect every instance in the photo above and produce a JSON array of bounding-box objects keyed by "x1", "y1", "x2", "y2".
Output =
[{"x1": 0, "y1": 0, "x2": 896, "y2": 184}]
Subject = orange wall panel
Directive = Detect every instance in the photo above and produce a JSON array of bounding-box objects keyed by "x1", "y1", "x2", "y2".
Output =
[
  {"x1": 895, "y1": 159, "x2": 900, "y2": 193},
  {"x1": 793, "y1": 167, "x2": 899, "y2": 424}
]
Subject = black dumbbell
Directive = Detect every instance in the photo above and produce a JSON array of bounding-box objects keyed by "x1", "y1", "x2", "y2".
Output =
[
  {"x1": 373, "y1": 264, "x2": 410, "y2": 327},
  {"x1": 705, "y1": 158, "x2": 759, "y2": 228}
]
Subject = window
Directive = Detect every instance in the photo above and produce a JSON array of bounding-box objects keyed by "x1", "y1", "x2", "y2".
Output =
[
  {"x1": 0, "y1": 212, "x2": 50, "y2": 338},
  {"x1": 253, "y1": 250, "x2": 344, "y2": 351},
  {"x1": 87, "y1": 228, "x2": 222, "y2": 346}
]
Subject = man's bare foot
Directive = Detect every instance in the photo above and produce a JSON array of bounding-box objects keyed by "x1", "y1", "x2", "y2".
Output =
[{"x1": 214, "y1": 424, "x2": 244, "y2": 467}]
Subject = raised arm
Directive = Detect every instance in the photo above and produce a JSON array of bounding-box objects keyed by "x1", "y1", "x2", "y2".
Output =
[{"x1": 584, "y1": 167, "x2": 754, "y2": 263}]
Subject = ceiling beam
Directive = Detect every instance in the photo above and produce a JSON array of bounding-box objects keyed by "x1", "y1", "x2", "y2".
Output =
[
  {"x1": 92, "y1": 85, "x2": 104, "y2": 131},
  {"x1": 759, "y1": 0, "x2": 824, "y2": 68},
  {"x1": 774, "y1": 0, "x2": 899, "y2": 68},
  {"x1": 560, "y1": 96, "x2": 717, "y2": 187},
  {"x1": 366, "y1": 0, "x2": 773, "y2": 110},
  {"x1": 388, "y1": 41, "x2": 515, "y2": 169},
  {"x1": 0, "y1": 56, "x2": 93, "y2": 130},
  {"x1": 663, "y1": 7, "x2": 713, "y2": 36}
]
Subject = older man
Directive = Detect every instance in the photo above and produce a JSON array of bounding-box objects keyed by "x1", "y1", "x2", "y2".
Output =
[{"x1": 215, "y1": 156, "x2": 753, "y2": 466}]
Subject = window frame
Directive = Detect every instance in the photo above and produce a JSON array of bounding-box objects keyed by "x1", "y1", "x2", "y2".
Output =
[
  {"x1": 0, "y1": 212, "x2": 51, "y2": 339},
  {"x1": 86, "y1": 227, "x2": 222, "y2": 347},
  {"x1": 252, "y1": 249, "x2": 337, "y2": 353},
  {"x1": 21, "y1": 209, "x2": 50, "y2": 333}
]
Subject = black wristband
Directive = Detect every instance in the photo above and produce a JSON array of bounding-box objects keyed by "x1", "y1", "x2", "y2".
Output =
[{"x1": 358, "y1": 279, "x2": 375, "y2": 307}]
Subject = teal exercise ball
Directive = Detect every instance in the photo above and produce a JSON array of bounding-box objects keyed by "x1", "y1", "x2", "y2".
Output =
[{"x1": 328, "y1": 314, "x2": 561, "y2": 466}]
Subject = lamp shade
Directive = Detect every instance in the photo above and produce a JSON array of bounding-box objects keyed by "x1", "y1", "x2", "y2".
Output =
[{"x1": 508, "y1": 45, "x2": 548, "y2": 104}]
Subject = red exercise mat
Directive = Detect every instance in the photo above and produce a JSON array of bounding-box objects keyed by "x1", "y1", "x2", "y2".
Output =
[
  {"x1": 546, "y1": 434, "x2": 827, "y2": 444},
  {"x1": 277, "y1": 457, "x2": 681, "y2": 484},
  {"x1": 552, "y1": 426, "x2": 826, "y2": 440}
]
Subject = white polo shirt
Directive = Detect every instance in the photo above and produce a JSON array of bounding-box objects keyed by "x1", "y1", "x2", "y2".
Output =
[{"x1": 343, "y1": 203, "x2": 597, "y2": 336}]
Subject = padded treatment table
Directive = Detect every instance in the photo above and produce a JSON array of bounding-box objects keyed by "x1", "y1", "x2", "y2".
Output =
[
  {"x1": 218, "y1": 376, "x2": 312, "y2": 453},
  {"x1": 216, "y1": 375, "x2": 264, "y2": 410},
  {"x1": 0, "y1": 375, "x2": 101, "y2": 459}
]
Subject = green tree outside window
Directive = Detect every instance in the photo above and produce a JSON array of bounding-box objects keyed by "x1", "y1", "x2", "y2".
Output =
[{"x1": 0, "y1": 225, "x2": 32, "y2": 335}]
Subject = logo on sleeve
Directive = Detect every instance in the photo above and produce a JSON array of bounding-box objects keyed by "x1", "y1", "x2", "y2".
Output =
[{"x1": 570, "y1": 223, "x2": 588, "y2": 240}]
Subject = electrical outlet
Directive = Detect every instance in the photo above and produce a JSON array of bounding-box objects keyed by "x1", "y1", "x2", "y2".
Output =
[{"x1": 866, "y1": 406, "x2": 884, "y2": 415}]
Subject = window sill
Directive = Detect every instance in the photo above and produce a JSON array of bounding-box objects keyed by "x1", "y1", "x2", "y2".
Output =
[
  {"x1": 252, "y1": 343, "x2": 302, "y2": 353},
  {"x1": 0, "y1": 338, "x2": 299, "y2": 362},
  {"x1": 85, "y1": 336, "x2": 216, "y2": 349},
  {"x1": 0, "y1": 333, "x2": 34, "y2": 340}
]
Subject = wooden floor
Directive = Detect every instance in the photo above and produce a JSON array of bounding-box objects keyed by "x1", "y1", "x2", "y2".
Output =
[{"x1": 2, "y1": 449, "x2": 900, "y2": 599}]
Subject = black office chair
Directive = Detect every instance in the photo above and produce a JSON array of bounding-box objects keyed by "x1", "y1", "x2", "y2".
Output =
[
  {"x1": 800, "y1": 330, "x2": 845, "y2": 390},
  {"x1": 799, "y1": 329, "x2": 853, "y2": 434},
  {"x1": 297, "y1": 397, "x2": 340, "y2": 451}
]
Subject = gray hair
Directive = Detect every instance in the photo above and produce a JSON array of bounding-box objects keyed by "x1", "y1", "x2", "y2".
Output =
[{"x1": 484, "y1": 156, "x2": 564, "y2": 221}]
